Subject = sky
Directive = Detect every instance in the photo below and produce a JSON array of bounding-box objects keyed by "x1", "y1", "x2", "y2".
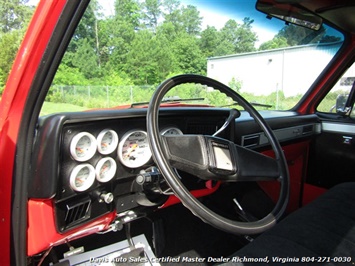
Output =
[
  {"x1": 27, "y1": 0, "x2": 284, "y2": 46},
  {"x1": 181, "y1": 0, "x2": 285, "y2": 46}
]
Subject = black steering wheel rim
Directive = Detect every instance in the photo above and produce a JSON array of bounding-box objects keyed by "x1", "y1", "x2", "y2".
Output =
[{"x1": 147, "y1": 74, "x2": 289, "y2": 235}]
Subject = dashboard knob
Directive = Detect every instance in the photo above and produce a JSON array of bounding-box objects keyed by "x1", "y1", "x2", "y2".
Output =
[{"x1": 100, "y1": 192, "x2": 114, "y2": 204}]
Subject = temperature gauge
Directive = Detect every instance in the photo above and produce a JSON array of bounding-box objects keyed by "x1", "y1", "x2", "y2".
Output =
[
  {"x1": 69, "y1": 164, "x2": 96, "y2": 192},
  {"x1": 95, "y1": 157, "x2": 117, "y2": 182},
  {"x1": 97, "y1": 129, "x2": 119, "y2": 155}
]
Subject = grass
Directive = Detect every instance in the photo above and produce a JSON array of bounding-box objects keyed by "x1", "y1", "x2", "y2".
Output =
[{"x1": 40, "y1": 101, "x2": 87, "y2": 116}]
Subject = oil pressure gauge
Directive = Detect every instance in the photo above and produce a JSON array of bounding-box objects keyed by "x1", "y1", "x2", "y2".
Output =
[
  {"x1": 97, "y1": 129, "x2": 119, "y2": 155},
  {"x1": 69, "y1": 164, "x2": 96, "y2": 192},
  {"x1": 70, "y1": 132, "x2": 97, "y2": 162},
  {"x1": 95, "y1": 157, "x2": 117, "y2": 182}
]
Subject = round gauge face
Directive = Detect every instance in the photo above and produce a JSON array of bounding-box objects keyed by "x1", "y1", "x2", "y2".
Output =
[
  {"x1": 70, "y1": 132, "x2": 97, "y2": 162},
  {"x1": 97, "y1": 129, "x2": 119, "y2": 155},
  {"x1": 95, "y1": 157, "x2": 117, "y2": 182},
  {"x1": 69, "y1": 164, "x2": 96, "y2": 192},
  {"x1": 161, "y1": 127, "x2": 183, "y2": 136},
  {"x1": 118, "y1": 130, "x2": 152, "y2": 168}
]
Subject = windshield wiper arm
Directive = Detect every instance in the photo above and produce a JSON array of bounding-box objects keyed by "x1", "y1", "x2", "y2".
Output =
[{"x1": 221, "y1": 101, "x2": 273, "y2": 109}]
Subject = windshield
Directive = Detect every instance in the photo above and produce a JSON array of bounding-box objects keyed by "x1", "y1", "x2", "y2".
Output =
[{"x1": 40, "y1": 0, "x2": 344, "y2": 116}]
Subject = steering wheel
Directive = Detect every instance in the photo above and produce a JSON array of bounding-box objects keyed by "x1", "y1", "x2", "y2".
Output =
[{"x1": 147, "y1": 74, "x2": 289, "y2": 235}]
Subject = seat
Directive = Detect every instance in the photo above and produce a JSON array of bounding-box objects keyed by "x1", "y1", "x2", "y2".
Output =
[{"x1": 225, "y1": 182, "x2": 355, "y2": 265}]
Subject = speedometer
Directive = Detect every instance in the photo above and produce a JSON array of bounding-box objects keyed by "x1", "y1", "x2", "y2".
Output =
[{"x1": 118, "y1": 130, "x2": 152, "y2": 168}]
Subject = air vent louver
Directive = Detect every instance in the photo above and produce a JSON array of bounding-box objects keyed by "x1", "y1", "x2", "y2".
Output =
[{"x1": 64, "y1": 199, "x2": 91, "y2": 227}]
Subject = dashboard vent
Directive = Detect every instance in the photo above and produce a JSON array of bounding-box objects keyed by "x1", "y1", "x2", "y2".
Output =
[
  {"x1": 64, "y1": 199, "x2": 91, "y2": 227},
  {"x1": 242, "y1": 134, "x2": 260, "y2": 148}
]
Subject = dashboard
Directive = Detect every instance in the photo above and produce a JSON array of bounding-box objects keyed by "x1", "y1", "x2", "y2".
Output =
[
  {"x1": 30, "y1": 108, "x2": 229, "y2": 233},
  {"x1": 29, "y1": 107, "x2": 319, "y2": 235}
]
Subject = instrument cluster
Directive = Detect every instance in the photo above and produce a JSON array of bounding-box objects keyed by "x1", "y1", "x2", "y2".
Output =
[{"x1": 66, "y1": 126, "x2": 183, "y2": 193}]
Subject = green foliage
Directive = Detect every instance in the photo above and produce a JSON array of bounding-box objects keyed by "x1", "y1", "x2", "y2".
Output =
[
  {"x1": 228, "y1": 77, "x2": 242, "y2": 93},
  {"x1": 4, "y1": 0, "x2": 340, "y2": 113},
  {"x1": 0, "y1": 0, "x2": 33, "y2": 33},
  {"x1": 0, "y1": 28, "x2": 26, "y2": 91},
  {"x1": 52, "y1": 65, "x2": 89, "y2": 85},
  {"x1": 259, "y1": 37, "x2": 288, "y2": 51}
]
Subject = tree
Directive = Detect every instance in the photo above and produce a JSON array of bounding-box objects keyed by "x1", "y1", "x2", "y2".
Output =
[
  {"x1": 219, "y1": 18, "x2": 257, "y2": 55},
  {"x1": 72, "y1": 38, "x2": 100, "y2": 79},
  {"x1": 259, "y1": 36, "x2": 288, "y2": 51},
  {"x1": 124, "y1": 30, "x2": 158, "y2": 84},
  {"x1": 114, "y1": 0, "x2": 141, "y2": 28},
  {"x1": 199, "y1": 26, "x2": 220, "y2": 57},
  {"x1": 180, "y1": 5, "x2": 202, "y2": 35},
  {"x1": 0, "y1": 29, "x2": 25, "y2": 87},
  {"x1": 142, "y1": 0, "x2": 162, "y2": 32},
  {"x1": 0, "y1": 0, "x2": 33, "y2": 33},
  {"x1": 172, "y1": 32, "x2": 205, "y2": 74},
  {"x1": 0, "y1": 0, "x2": 34, "y2": 93}
]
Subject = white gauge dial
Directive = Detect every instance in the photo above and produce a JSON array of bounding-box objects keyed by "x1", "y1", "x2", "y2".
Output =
[
  {"x1": 97, "y1": 129, "x2": 119, "y2": 155},
  {"x1": 70, "y1": 132, "x2": 97, "y2": 162},
  {"x1": 95, "y1": 157, "x2": 117, "y2": 182},
  {"x1": 118, "y1": 130, "x2": 152, "y2": 168},
  {"x1": 161, "y1": 127, "x2": 183, "y2": 136},
  {"x1": 69, "y1": 164, "x2": 96, "y2": 192}
]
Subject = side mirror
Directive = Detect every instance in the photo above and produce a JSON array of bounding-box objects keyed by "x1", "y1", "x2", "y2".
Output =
[
  {"x1": 330, "y1": 94, "x2": 350, "y2": 115},
  {"x1": 336, "y1": 94, "x2": 347, "y2": 112}
]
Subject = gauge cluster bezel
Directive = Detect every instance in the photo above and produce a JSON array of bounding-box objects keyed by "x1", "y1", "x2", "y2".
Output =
[{"x1": 58, "y1": 118, "x2": 188, "y2": 201}]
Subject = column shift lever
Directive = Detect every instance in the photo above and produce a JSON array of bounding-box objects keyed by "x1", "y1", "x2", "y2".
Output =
[{"x1": 213, "y1": 108, "x2": 240, "y2": 137}]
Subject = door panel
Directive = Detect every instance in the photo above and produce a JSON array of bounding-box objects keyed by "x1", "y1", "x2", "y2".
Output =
[{"x1": 307, "y1": 120, "x2": 355, "y2": 188}]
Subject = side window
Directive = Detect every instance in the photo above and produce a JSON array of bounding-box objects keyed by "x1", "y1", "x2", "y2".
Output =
[
  {"x1": 317, "y1": 62, "x2": 355, "y2": 115},
  {"x1": 0, "y1": 2, "x2": 37, "y2": 104}
]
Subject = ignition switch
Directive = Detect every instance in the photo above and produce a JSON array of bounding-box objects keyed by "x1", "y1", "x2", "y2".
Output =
[{"x1": 135, "y1": 167, "x2": 173, "y2": 195}]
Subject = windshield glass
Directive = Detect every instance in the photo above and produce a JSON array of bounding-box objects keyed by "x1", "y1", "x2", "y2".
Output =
[{"x1": 40, "y1": 0, "x2": 344, "y2": 116}]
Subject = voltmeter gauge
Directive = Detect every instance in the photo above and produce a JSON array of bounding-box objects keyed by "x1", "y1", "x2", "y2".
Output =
[
  {"x1": 96, "y1": 157, "x2": 117, "y2": 182},
  {"x1": 69, "y1": 164, "x2": 96, "y2": 192},
  {"x1": 161, "y1": 127, "x2": 183, "y2": 136},
  {"x1": 118, "y1": 130, "x2": 152, "y2": 168},
  {"x1": 70, "y1": 132, "x2": 97, "y2": 162},
  {"x1": 97, "y1": 129, "x2": 119, "y2": 155}
]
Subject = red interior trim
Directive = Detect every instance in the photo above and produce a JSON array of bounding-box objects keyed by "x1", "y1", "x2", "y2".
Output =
[
  {"x1": 27, "y1": 199, "x2": 116, "y2": 256},
  {"x1": 259, "y1": 141, "x2": 310, "y2": 213},
  {"x1": 160, "y1": 181, "x2": 221, "y2": 208}
]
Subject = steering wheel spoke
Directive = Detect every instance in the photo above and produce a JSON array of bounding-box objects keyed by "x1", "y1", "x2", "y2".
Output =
[{"x1": 162, "y1": 135, "x2": 279, "y2": 182}]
